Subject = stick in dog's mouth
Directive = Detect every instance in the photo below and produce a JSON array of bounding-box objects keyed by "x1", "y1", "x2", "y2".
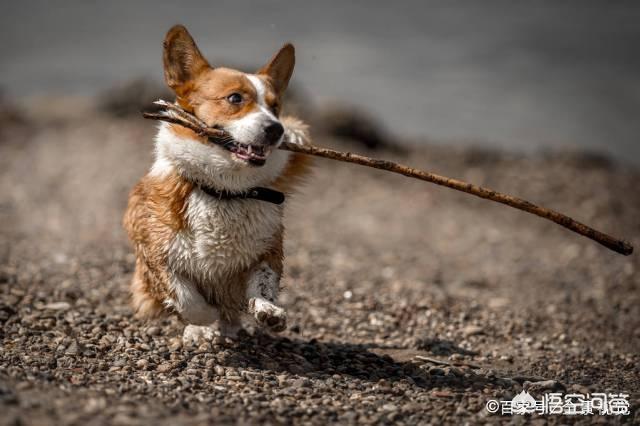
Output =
[
  {"x1": 145, "y1": 101, "x2": 271, "y2": 166},
  {"x1": 142, "y1": 100, "x2": 634, "y2": 256}
]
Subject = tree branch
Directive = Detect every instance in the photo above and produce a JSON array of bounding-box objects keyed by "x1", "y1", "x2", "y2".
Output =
[{"x1": 142, "y1": 100, "x2": 633, "y2": 256}]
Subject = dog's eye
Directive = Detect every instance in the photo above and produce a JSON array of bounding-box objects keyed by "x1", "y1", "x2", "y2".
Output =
[{"x1": 226, "y1": 93, "x2": 243, "y2": 105}]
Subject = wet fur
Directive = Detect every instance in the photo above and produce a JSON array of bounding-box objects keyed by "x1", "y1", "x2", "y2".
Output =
[{"x1": 123, "y1": 25, "x2": 311, "y2": 332}]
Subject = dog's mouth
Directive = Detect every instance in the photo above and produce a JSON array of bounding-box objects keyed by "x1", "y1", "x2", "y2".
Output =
[{"x1": 223, "y1": 141, "x2": 270, "y2": 167}]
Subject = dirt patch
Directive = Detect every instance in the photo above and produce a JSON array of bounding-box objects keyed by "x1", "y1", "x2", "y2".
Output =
[{"x1": 0, "y1": 104, "x2": 638, "y2": 424}]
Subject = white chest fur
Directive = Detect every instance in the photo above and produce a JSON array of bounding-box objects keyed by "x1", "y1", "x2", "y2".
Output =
[{"x1": 168, "y1": 188, "x2": 283, "y2": 286}]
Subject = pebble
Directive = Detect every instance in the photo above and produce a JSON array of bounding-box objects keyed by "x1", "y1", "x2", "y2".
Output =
[
  {"x1": 145, "y1": 326, "x2": 161, "y2": 337},
  {"x1": 136, "y1": 359, "x2": 149, "y2": 369},
  {"x1": 292, "y1": 378, "x2": 311, "y2": 388},
  {"x1": 42, "y1": 302, "x2": 71, "y2": 311},
  {"x1": 157, "y1": 363, "x2": 174, "y2": 373},
  {"x1": 64, "y1": 340, "x2": 79, "y2": 355},
  {"x1": 462, "y1": 325, "x2": 484, "y2": 337}
]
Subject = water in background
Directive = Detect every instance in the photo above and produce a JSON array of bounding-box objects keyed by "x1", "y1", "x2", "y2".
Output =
[{"x1": 2, "y1": 0, "x2": 639, "y2": 164}]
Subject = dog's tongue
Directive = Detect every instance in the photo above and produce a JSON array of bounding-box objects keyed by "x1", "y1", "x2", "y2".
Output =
[{"x1": 234, "y1": 144, "x2": 268, "y2": 165}]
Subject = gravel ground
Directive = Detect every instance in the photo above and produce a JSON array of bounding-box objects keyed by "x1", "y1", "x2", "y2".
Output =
[{"x1": 0, "y1": 101, "x2": 638, "y2": 425}]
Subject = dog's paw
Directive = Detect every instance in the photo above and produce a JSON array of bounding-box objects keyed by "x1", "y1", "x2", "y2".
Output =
[
  {"x1": 182, "y1": 324, "x2": 216, "y2": 346},
  {"x1": 249, "y1": 298, "x2": 287, "y2": 332}
]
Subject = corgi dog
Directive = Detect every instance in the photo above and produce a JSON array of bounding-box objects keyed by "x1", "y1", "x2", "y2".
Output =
[{"x1": 123, "y1": 25, "x2": 311, "y2": 343}]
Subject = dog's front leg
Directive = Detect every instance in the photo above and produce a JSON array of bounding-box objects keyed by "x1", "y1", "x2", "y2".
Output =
[
  {"x1": 167, "y1": 274, "x2": 223, "y2": 344},
  {"x1": 246, "y1": 261, "x2": 287, "y2": 332}
]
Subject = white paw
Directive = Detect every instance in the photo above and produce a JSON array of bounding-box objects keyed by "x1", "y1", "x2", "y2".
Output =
[
  {"x1": 249, "y1": 298, "x2": 287, "y2": 332},
  {"x1": 182, "y1": 324, "x2": 216, "y2": 345}
]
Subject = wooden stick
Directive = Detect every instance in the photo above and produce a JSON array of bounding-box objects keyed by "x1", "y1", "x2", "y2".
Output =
[{"x1": 142, "y1": 101, "x2": 633, "y2": 256}]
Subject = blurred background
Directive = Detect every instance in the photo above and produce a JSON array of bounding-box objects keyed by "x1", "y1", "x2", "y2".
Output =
[{"x1": 2, "y1": 0, "x2": 640, "y2": 163}]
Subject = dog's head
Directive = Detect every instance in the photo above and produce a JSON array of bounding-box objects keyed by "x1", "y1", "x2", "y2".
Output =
[{"x1": 161, "y1": 25, "x2": 294, "y2": 169}]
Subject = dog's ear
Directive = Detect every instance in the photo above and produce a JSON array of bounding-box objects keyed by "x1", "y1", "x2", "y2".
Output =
[
  {"x1": 257, "y1": 43, "x2": 295, "y2": 94},
  {"x1": 163, "y1": 25, "x2": 210, "y2": 94}
]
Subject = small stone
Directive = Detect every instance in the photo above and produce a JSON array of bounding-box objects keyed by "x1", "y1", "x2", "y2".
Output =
[
  {"x1": 168, "y1": 338, "x2": 182, "y2": 351},
  {"x1": 42, "y1": 302, "x2": 71, "y2": 310},
  {"x1": 112, "y1": 358, "x2": 127, "y2": 367},
  {"x1": 65, "y1": 340, "x2": 79, "y2": 355},
  {"x1": 462, "y1": 325, "x2": 483, "y2": 337},
  {"x1": 292, "y1": 378, "x2": 311, "y2": 388},
  {"x1": 382, "y1": 403, "x2": 398, "y2": 411},
  {"x1": 277, "y1": 375, "x2": 288, "y2": 385},
  {"x1": 136, "y1": 359, "x2": 149, "y2": 369},
  {"x1": 157, "y1": 362, "x2": 174, "y2": 373},
  {"x1": 145, "y1": 326, "x2": 160, "y2": 337}
]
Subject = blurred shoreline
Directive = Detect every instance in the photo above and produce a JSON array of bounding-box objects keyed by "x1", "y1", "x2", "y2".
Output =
[
  {"x1": 1, "y1": 83, "x2": 635, "y2": 173},
  {"x1": 3, "y1": 1, "x2": 640, "y2": 165}
]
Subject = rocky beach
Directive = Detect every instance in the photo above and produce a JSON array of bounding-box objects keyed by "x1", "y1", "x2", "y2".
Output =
[{"x1": 0, "y1": 89, "x2": 638, "y2": 424}]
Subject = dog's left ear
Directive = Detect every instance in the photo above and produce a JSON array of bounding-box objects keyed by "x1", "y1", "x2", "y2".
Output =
[
  {"x1": 258, "y1": 43, "x2": 295, "y2": 94},
  {"x1": 163, "y1": 25, "x2": 210, "y2": 95}
]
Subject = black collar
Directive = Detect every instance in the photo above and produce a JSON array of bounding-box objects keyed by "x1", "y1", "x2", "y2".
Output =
[{"x1": 199, "y1": 185, "x2": 285, "y2": 205}]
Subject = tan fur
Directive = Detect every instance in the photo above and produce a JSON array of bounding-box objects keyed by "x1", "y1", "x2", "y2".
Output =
[
  {"x1": 163, "y1": 28, "x2": 289, "y2": 128},
  {"x1": 124, "y1": 128, "x2": 309, "y2": 321},
  {"x1": 258, "y1": 43, "x2": 295, "y2": 93},
  {"x1": 124, "y1": 25, "x2": 310, "y2": 328},
  {"x1": 123, "y1": 171, "x2": 193, "y2": 317},
  {"x1": 173, "y1": 67, "x2": 284, "y2": 128}
]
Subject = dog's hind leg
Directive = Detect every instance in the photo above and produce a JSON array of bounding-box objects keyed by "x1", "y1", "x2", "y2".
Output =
[{"x1": 130, "y1": 262, "x2": 166, "y2": 319}]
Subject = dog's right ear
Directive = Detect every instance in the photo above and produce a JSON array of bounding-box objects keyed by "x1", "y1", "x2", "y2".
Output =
[{"x1": 163, "y1": 25, "x2": 210, "y2": 94}]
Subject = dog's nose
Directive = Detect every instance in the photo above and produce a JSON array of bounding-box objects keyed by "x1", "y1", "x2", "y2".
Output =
[{"x1": 264, "y1": 121, "x2": 284, "y2": 145}]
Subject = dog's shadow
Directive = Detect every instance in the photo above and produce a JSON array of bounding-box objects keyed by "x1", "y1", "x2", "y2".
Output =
[{"x1": 213, "y1": 332, "x2": 482, "y2": 391}]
